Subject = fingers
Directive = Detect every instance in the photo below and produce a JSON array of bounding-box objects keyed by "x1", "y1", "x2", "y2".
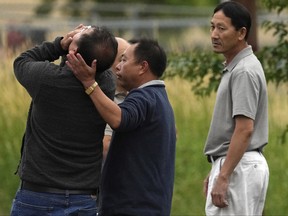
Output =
[
  {"x1": 75, "y1": 24, "x2": 85, "y2": 30},
  {"x1": 203, "y1": 179, "x2": 209, "y2": 197},
  {"x1": 211, "y1": 192, "x2": 229, "y2": 208},
  {"x1": 67, "y1": 29, "x2": 81, "y2": 38},
  {"x1": 66, "y1": 52, "x2": 97, "y2": 78},
  {"x1": 203, "y1": 173, "x2": 210, "y2": 198},
  {"x1": 65, "y1": 54, "x2": 76, "y2": 72},
  {"x1": 66, "y1": 52, "x2": 80, "y2": 70},
  {"x1": 210, "y1": 173, "x2": 229, "y2": 208},
  {"x1": 61, "y1": 24, "x2": 88, "y2": 50},
  {"x1": 75, "y1": 53, "x2": 85, "y2": 64},
  {"x1": 67, "y1": 24, "x2": 86, "y2": 39},
  {"x1": 91, "y1": 59, "x2": 97, "y2": 71}
]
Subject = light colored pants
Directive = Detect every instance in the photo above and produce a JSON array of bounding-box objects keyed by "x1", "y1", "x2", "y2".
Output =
[{"x1": 205, "y1": 151, "x2": 269, "y2": 216}]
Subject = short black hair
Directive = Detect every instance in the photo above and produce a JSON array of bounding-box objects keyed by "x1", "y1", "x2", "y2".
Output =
[
  {"x1": 214, "y1": 1, "x2": 251, "y2": 40},
  {"x1": 129, "y1": 38, "x2": 167, "y2": 78},
  {"x1": 77, "y1": 26, "x2": 118, "y2": 73}
]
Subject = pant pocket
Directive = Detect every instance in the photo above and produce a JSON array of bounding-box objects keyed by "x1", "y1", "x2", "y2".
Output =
[
  {"x1": 76, "y1": 207, "x2": 98, "y2": 216},
  {"x1": 11, "y1": 200, "x2": 53, "y2": 216}
]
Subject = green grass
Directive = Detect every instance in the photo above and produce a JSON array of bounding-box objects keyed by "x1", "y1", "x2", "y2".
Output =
[
  {"x1": 0, "y1": 57, "x2": 288, "y2": 215},
  {"x1": 0, "y1": 56, "x2": 30, "y2": 215}
]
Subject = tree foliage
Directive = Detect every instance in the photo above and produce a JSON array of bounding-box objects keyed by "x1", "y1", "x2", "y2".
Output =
[
  {"x1": 165, "y1": 0, "x2": 288, "y2": 96},
  {"x1": 35, "y1": 0, "x2": 218, "y2": 15},
  {"x1": 257, "y1": 0, "x2": 288, "y2": 85},
  {"x1": 34, "y1": 0, "x2": 218, "y2": 22},
  {"x1": 35, "y1": 0, "x2": 288, "y2": 95},
  {"x1": 35, "y1": 0, "x2": 56, "y2": 15},
  {"x1": 164, "y1": 50, "x2": 224, "y2": 97}
]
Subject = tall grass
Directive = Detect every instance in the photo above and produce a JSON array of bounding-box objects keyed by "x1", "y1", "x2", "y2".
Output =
[
  {"x1": 0, "y1": 55, "x2": 30, "y2": 215},
  {"x1": 0, "y1": 55, "x2": 288, "y2": 215}
]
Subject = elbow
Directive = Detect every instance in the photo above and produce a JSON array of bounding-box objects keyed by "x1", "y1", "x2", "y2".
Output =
[
  {"x1": 246, "y1": 128, "x2": 254, "y2": 140},
  {"x1": 103, "y1": 106, "x2": 122, "y2": 130},
  {"x1": 110, "y1": 121, "x2": 120, "y2": 130},
  {"x1": 109, "y1": 107, "x2": 122, "y2": 129},
  {"x1": 109, "y1": 116, "x2": 121, "y2": 130},
  {"x1": 234, "y1": 116, "x2": 254, "y2": 139},
  {"x1": 244, "y1": 121, "x2": 254, "y2": 137},
  {"x1": 239, "y1": 125, "x2": 254, "y2": 141},
  {"x1": 239, "y1": 123, "x2": 254, "y2": 136}
]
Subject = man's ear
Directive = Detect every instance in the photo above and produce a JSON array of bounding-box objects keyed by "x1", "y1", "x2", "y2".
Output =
[
  {"x1": 238, "y1": 27, "x2": 247, "y2": 41},
  {"x1": 139, "y1": 61, "x2": 149, "y2": 75}
]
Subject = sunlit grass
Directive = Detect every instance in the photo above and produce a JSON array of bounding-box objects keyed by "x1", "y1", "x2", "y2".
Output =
[{"x1": 0, "y1": 54, "x2": 30, "y2": 215}]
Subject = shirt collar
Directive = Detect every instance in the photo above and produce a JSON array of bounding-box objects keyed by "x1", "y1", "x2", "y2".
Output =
[
  {"x1": 138, "y1": 80, "x2": 165, "y2": 89},
  {"x1": 115, "y1": 90, "x2": 127, "y2": 98},
  {"x1": 223, "y1": 45, "x2": 253, "y2": 73}
]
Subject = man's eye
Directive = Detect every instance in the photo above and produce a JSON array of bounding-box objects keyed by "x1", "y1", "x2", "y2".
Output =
[{"x1": 218, "y1": 26, "x2": 225, "y2": 31}]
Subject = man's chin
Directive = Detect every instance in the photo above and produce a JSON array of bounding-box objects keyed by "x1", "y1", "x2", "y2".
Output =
[{"x1": 212, "y1": 48, "x2": 222, "y2": 54}]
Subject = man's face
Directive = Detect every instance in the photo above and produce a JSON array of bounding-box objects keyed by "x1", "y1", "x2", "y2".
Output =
[
  {"x1": 210, "y1": 10, "x2": 240, "y2": 55},
  {"x1": 115, "y1": 44, "x2": 140, "y2": 91}
]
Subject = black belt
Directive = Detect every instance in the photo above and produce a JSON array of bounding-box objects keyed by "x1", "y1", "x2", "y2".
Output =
[
  {"x1": 207, "y1": 149, "x2": 261, "y2": 163},
  {"x1": 21, "y1": 181, "x2": 97, "y2": 195},
  {"x1": 207, "y1": 155, "x2": 223, "y2": 163}
]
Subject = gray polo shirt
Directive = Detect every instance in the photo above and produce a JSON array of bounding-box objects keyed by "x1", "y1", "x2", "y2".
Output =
[{"x1": 204, "y1": 46, "x2": 268, "y2": 156}]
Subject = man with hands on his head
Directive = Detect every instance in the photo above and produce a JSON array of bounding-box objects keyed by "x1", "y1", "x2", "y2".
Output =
[{"x1": 10, "y1": 24, "x2": 117, "y2": 216}]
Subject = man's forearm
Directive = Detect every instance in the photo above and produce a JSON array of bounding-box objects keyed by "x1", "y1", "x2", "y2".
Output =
[
  {"x1": 219, "y1": 117, "x2": 253, "y2": 180},
  {"x1": 86, "y1": 82, "x2": 121, "y2": 129}
]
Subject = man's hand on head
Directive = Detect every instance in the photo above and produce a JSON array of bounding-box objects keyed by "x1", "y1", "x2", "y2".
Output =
[
  {"x1": 66, "y1": 52, "x2": 97, "y2": 88},
  {"x1": 60, "y1": 24, "x2": 85, "y2": 51}
]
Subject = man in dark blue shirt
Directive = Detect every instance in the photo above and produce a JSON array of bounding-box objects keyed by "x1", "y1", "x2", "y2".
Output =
[{"x1": 67, "y1": 38, "x2": 176, "y2": 216}]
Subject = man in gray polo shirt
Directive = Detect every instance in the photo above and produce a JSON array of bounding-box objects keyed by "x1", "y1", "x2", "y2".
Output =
[{"x1": 203, "y1": 2, "x2": 269, "y2": 215}]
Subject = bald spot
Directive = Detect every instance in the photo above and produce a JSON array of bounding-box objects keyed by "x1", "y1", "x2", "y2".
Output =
[{"x1": 111, "y1": 37, "x2": 130, "y2": 73}]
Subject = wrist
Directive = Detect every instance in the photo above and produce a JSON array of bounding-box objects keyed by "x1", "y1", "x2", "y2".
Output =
[
  {"x1": 85, "y1": 81, "x2": 98, "y2": 95},
  {"x1": 218, "y1": 172, "x2": 230, "y2": 182},
  {"x1": 55, "y1": 37, "x2": 68, "y2": 55},
  {"x1": 83, "y1": 80, "x2": 96, "y2": 89},
  {"x1": 59, "y1": 36, "x2": 71, "y2": 51}
]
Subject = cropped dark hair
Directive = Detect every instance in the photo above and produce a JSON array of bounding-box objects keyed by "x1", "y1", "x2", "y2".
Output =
[
  {"x1": 129, "y1": 38, "x2": 167, "y2": 78},
  {"x1": 77, "y1": 26, "x2": 118, "y2": 73},
  {"x1": 214, "y1": 1, "x2": 251, "y2": 40}
]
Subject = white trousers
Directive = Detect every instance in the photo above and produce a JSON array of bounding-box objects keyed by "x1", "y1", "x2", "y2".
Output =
[{"x1": 205, "y1": 151, "x2": 269, "y2": 216}]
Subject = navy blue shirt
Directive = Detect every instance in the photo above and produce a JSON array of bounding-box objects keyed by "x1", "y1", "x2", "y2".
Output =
[{"x1": 100, "y1": 80, "x2": 176, "y2": 216}]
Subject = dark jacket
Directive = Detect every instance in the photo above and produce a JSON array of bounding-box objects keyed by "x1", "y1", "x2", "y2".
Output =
[
  {"x1": 14, "y1": 37, "x2": 115, "y2": 189},
  {"x1": 100, "y1": 82, "x2": 176, "y2": 216}
]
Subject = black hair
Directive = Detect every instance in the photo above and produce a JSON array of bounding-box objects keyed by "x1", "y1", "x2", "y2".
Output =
[
  {"x1": 214, "y1": 1, "x2": 251, "y2": 40},
  {"x1": 77, "y1": 26, "x2": 118, "y2": 73},
  {"x1": 129, "y1": 38, "x2": 167, "y2": 78}
]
